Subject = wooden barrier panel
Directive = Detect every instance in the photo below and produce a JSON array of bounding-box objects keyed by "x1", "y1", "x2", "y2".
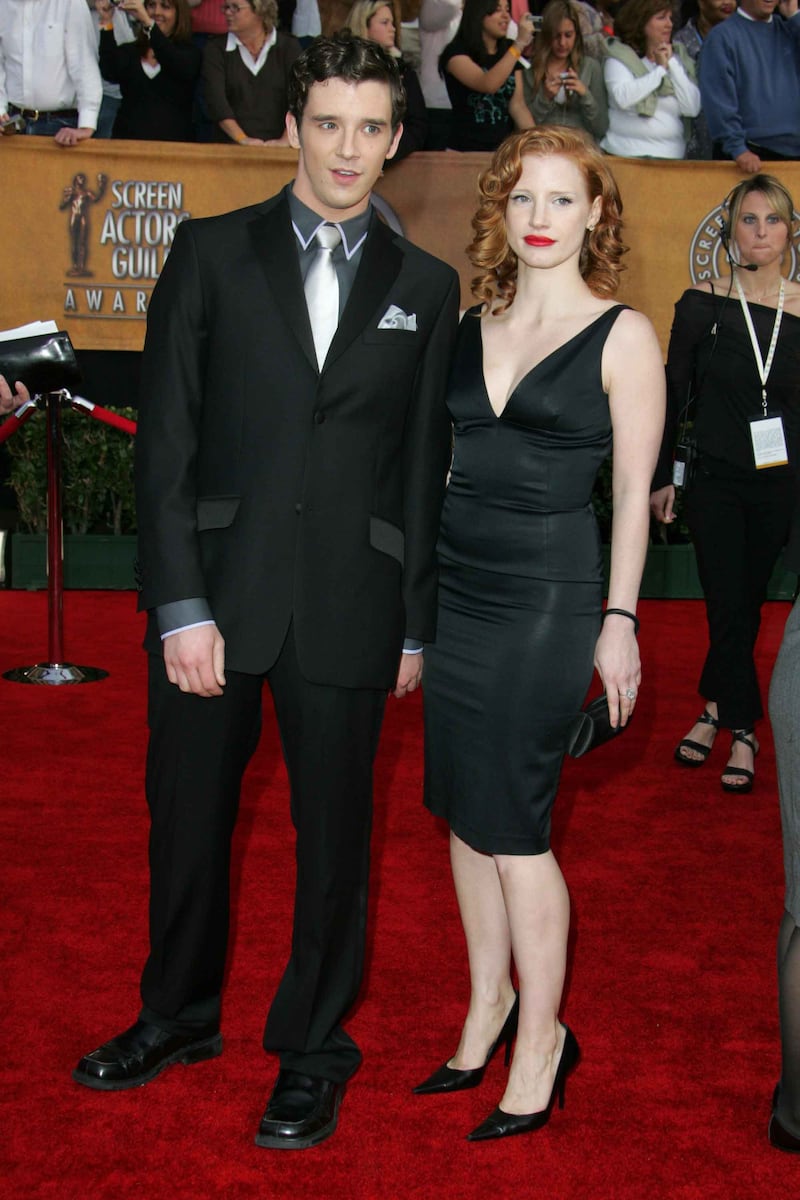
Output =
[{"x1": 5, "y1": 137, "x2": 800, "y2": 354}]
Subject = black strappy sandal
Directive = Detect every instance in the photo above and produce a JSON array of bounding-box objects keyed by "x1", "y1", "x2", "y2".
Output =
[
  {"x1": 674, "y1": 709, "x2": 720, "y2": 767},
  {"x1": 721, "y1": 729, "x2": 759, "y2": 794}
]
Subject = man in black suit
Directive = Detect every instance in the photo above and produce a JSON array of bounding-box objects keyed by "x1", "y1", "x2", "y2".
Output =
[{"x1": 72, "y1": 34, "x2": 459, "y2": 1149}]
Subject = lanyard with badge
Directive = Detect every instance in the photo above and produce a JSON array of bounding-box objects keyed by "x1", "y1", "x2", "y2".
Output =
[{"x1": 735, "y1": 275, "x2": 788, "y2": 469}]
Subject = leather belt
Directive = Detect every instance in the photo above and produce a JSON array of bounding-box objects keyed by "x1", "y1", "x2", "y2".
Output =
[{"x1": 9, "y1": 103, "x2": 79, "y2": 121}]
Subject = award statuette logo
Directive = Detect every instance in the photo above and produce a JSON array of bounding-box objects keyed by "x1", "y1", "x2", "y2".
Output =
[
  {"x1": 60, "y1": 176, "x2": 192, "y2": 321},
  {"x1": 60, "y1": 173, "x2": 108, "y2": 278},
  {"x1": 689, "y1": 200, "x2": 800, "y2": 286}
]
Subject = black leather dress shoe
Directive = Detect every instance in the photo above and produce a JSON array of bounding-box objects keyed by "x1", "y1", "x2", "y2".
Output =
[
  {"x1": 255, "y1": 1070, "x2": 345, "y2": 1150},
  {"x1": 72, "y1": 1019, "x2": 222, "y2": 1091}
]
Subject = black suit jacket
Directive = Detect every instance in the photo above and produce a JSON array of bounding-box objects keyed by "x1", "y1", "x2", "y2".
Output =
[{"x1": 134, "y1": 190, "x2": 459, "y2": 689}]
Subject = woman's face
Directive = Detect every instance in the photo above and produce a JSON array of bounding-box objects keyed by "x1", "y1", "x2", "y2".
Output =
[
  {"x1": 643, "y1": 8, "x2": 673, "y2": 49},
  {"x1": 222, "y1": 0, "x2": 264, "y2": 38},
  {"x1": 551, "y1": 18, "x2": 577, "y2": 59},
  {"x1": 734, "y1": 190, "x2": 791, "y2": 268},
  {"x1": 482, "y1": 0, "x2": 511, "y2": 44},
  {"x1": 145, "y1": 0, "x2": 177, "y2": 36},
  {"x1": 367, "y1": 5, "x2": 396, "y2": 49},
  {"x1": 505, "y1": 153, "x2": 600, "y2": 273},
  {"x1": 697, "y1": 0, "x2": 736, "y2": 26}
]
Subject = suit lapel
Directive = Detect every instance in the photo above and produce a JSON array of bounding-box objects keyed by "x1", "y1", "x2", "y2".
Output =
[
  {"x1": 324, "y1": 215, "x2": 403, "y2": 373},
  {"x1": 247, "y1": 195, "x2": 318, "y2": 372}
]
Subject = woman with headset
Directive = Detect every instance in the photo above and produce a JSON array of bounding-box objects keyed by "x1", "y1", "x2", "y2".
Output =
[{"x1": 650, "y1": 175, "x2": 800, "y2": 793}]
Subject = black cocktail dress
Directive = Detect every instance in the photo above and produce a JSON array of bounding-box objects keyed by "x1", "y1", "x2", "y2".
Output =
[{"x1": 424, "y1": 305, "x2": 627, "y2": 854}]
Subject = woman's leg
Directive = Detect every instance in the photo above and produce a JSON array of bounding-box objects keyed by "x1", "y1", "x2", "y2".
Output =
[
  {"x1": 770, "y1": 598, "x2": 800, "y2": 1134},
  {"x1": 777, "y1": 913, "x2": 800, "y2": 1135},
  {"x1": 721, "y1": 472, "x2": 795, "y2": 784},
  {"x1": 494, "y1": 849, "x2": 570, "y2": 1114},
  {"x1": 687, "y1": 469, "x2": 753, "y2": 727},
  {"x1": 688, "y1": 469, "x2": 789, "y2": 784},
  {"x1": 447, "y1": 832, "x2": 516, "y2": 1068}
]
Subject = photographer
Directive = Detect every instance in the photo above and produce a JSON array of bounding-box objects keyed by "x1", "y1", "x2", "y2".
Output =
[{"x1": 522, "y1": 0, "x2": 608, "y2": 142}]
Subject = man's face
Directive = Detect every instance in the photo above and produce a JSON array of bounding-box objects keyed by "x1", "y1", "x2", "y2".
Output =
[
  {"x1": 286, "y1": 79, "x2": 402, "y2": 222},
  {"x1": 739, "y1": 0, "x2": 779, "y2": 19}
]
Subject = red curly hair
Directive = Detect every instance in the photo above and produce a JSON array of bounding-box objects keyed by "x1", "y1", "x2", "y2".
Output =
[{"x1": 470, "y1": 128, "x2": 627, "y2": 313}]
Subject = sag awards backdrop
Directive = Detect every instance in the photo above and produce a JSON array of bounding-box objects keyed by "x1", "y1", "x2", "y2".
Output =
[{"x1": 4, "y1": 137, "x2": 800, "y2": 354}]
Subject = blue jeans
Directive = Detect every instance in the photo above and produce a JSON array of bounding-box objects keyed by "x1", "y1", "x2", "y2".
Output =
[
  {"x1": 95, "y1": 96, "x2": 120, "y2": 140},
  {"x1": 22, "y1": 113, "x2": 78, "y2": 137}
]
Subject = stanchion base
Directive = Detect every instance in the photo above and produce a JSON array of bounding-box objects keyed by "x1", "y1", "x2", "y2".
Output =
[{"x1": 3, "y1": 662, "x2": 109, "y2": 685}]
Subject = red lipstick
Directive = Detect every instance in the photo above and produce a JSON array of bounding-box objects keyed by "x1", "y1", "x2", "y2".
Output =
[{"x1": 524, "y1": 236, "x2": 555, "y2": 246}]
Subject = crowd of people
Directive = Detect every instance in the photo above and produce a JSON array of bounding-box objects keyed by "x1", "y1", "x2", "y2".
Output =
[{"x1": 1, "y1": 0, "x2": 800, "y2": 165}]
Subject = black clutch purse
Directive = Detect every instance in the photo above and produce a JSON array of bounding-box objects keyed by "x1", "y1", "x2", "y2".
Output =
[
  {"x1": 0, "y1": 331, "x2": 81, "y2": 395},
  {"x1": 565, "y1": 694, "x2": 627, "y2": 758}
]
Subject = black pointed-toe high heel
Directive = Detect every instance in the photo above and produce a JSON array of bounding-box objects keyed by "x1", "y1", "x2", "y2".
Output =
[
  {"x1": 466, "y1": 1025, "x2": 580, "y2": 1142},
  {"x1": 412, "y1": 995, "x2": 519, "y2": 1095}
]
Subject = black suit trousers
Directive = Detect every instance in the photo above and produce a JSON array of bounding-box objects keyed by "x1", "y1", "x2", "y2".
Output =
[{"x1": 139, "y1": 624, "x2": 386, "y2": 1082}]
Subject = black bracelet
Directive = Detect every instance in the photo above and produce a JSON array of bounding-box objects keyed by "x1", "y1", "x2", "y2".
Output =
[{"x1": 602, "y1": 607, "x2": 640, "y2": 635}]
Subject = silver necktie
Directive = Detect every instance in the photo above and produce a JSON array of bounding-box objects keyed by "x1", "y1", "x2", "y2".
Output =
[{"x1": 304, "y1": 224, "x2": 342, "y2": 369}]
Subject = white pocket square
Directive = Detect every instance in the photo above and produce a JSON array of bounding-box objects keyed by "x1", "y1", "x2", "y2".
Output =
[{"x1": 377, "y1": 305, "x2": 417, "y2": 331}]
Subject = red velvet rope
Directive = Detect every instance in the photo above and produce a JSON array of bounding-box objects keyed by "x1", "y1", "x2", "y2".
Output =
[
  {"x1": 0, "y1": 402, "x2": 37, "y2": 444},
  {"x1": 0, "y1": 394, "x2": 138, "y2": 441},
  {"x1": 84, "y1": 404, "x2": 137, "y2": 436}
]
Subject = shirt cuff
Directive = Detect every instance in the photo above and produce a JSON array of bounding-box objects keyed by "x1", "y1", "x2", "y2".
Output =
[
  {"x1": 77, "y1": 106, "x2": 100, "y2": 130},
  {"x1": 157, "y1": 597, "x2": 214, "y2": 637},
  {"x1": 161, "y1": 620, "x2": 216, "y2": 641},
  {"x1": 403, "y1": 639, "x2": 424, "y2": 654}
]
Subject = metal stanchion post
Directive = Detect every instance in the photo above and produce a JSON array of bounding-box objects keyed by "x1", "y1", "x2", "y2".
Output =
[{"x1": 4, "y1": 392, "x2": 108, "y2": 685}]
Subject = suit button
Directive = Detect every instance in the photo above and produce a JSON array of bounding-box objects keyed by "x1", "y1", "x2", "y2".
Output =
[
  {"x1": 314, "y1": 411, "x2": 325, "y2": 425},
  {"x1": 295, "y1": 503, "x2": 302, "y2": 514}
]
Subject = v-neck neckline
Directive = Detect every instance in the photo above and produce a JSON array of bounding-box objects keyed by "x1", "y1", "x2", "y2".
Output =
[{"x1": 479, "y1": 307, "x2": 620, "y2": 420}]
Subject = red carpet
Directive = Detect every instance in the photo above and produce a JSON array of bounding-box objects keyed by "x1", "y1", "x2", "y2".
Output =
[{"x1": 2, "y1": 593, "x2": 797, "y2": 1199}]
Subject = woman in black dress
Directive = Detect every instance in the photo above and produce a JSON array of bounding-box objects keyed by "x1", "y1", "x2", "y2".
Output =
[
  {"x1": 99, "y1": 0, "x2": 201, "y2": 142},
  {"x1": 415, "y1": 128, "x2": 665, "y2": 1140},
  {"x1": 651, "y1": 176, "x2": 800, "y2": 792}
]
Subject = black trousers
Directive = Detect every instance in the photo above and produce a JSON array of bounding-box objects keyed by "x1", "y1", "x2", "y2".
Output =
[
  {"x1": 138, "y1": 623, "x2": 386, "y2": 1083},
  {"x1": 686, "y1": 461, "x2": 794, "y2": 729}
]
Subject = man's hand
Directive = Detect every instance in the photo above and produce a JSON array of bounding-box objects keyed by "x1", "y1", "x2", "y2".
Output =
[
  {"x1": 779, "y1": 0, "x2": 799, "y2": 19},
  {"x1": 650, "y1": 484, "x2": 676, "y2": 524},
  {"x1": 0, "y1": 375, "x2": 30, "y2": 414},
  {"x1": 54, "y1": 126, "x2": 94, "y2": 146},
  {"x1": 393, "y1": 651, "x2": 423, "y2": 699},
  {"x1": 163, "y1": 624, "x2": 226, "y2": 696},
  {"x1": 736, "y1": 149, "x2": 762, "y2": 174}
]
